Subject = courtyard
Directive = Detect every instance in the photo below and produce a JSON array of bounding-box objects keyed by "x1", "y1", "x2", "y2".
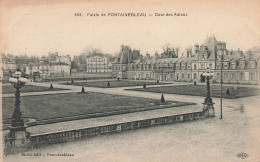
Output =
[
  {"x1": 4, "y1": 95, "x2": 260, "y2": 162},
  {"x1": 62, "y1": 80, "x2": 169, "y2": 88},
  {"x1": 2, "y1": 92, "x2": 192, "y2": 126},
  {"x1": 128, "y1": 84, "x2": 260, "y2": 99}
]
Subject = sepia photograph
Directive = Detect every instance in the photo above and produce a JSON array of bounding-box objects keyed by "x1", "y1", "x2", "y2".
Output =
[{"x1": 1, "y1": 0, "x2": 260, "y2": 161}]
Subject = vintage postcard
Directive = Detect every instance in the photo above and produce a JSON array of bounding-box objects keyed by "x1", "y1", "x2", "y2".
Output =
[{"x1": 1, "y1": 0, "x2": 260, "y2": 161}]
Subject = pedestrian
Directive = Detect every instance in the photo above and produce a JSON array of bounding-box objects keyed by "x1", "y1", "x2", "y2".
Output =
[{"x1": 240, "y1": 105, "x2": 244, "y2": 113}]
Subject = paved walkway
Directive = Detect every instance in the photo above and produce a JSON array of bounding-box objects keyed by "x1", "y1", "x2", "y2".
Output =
[{"x1": 2, "y1": 82, "x2": 190, "y2": 98}]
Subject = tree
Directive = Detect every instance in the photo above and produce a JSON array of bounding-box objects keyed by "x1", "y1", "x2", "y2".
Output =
[
  {"x1": 161, "y1": 43, "x2": 179, "y2": 58},
  {"x1": 71, "y1": 60, "x2": 79, "y2": 69},
  {"x1": 50, "y1": 83, "x2": 53, "y2": 89},
  {"x1": 83, "y1": 47, "x2": 103, "y2": 57}
]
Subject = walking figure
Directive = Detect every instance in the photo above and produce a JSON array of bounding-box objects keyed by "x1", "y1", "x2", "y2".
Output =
[{"x1": 240, "y1": 105, "x2": 244, "y2": 113}]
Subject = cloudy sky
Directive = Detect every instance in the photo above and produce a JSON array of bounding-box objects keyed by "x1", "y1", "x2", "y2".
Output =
[{"x1": 1, "y1": 0, "x2": 260, "y2": 57}]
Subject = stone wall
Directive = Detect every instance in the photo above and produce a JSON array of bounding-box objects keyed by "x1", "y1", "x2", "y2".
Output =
[{"x1": 28, "y1": 111, "x2": 206, "y2": 148}]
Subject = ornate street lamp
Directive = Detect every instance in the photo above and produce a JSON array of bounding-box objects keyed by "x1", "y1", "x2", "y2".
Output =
[
  {"x1": 9, "y1": 69, "x2": 27, "y2": 127},
  {"x1": 4, "y1": 69, "x2": 28, "y2": 151},
  {"x1": 202, "y1": 68, "x2": 215, "y2": 117}
]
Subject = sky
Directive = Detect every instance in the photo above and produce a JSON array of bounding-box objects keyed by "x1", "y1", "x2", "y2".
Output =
[{"x1": 1, "y1": 0, "x2": 260, "y2": 57}]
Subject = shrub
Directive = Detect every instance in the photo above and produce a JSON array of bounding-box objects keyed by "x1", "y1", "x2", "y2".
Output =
[
  {"x1": 161, "y1": 94, "x2": 165, "y2": 103},
  {"x1": 50, "y1": 83, "x2": 53, "y2": 89},
  {"x1": 226, "y1": 88, "x2": 230, "y2": 95},
  {"x1": 81, "y1": 87, "x2": 85, "y2": 93}
]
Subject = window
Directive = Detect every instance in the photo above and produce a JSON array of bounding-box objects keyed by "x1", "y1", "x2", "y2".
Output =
[
  {"x1": 193, "y1": 74, "x2": 197, "y2": 79},
  {"x1": 224, "y1": 73, "x2": 228, "y2": 80},
  {"x1": 239, "y1": 72, "x2": 244, "y2": 80},
  {"x1": 217, "y1": 73, "x2": 220, "y2": 80},
  {"x1": 231, "y1": 73, "x2": 235, "y2": 80},
  {"x1": 216, "y1": 63, "x2": 220, "y2": 70},
  {"x1": 250, "y1": 73, "x2": 255, "y2": 80},
  {"x1": 201, "y1": 64, "x2": 205, "y2": 69},
  {"x1": 209, "y1": 63, "x2": 212, "y2": 69},
  {"x1": 194, "y1": 64, "x2": 197, "y2": 70}
]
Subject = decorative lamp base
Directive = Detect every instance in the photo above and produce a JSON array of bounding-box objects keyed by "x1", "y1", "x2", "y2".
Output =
[
  {"x1": 203, "y1": 103, "x2": 215, "y2": 118},
  {"x1": 8, "y1": 125, "x2": 28, "y2": 146}
]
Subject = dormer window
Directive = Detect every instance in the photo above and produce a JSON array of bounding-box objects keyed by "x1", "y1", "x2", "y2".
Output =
[
  {"x1": 176, "y1": 64, "x2": 179, "y2": 69},
  {"x1": 239, "y1": 60, "x2": 246, "y2": 69},
  {"x1": 187, "y1": 63, "x2": 191, "y2": 69},
  {"x1": 250, "y1": 60, "x2": 256, "y2": 69},
  {"x1": 181, "y1": 63, "x2": 186, "y2": 69},
  {"x1": 231, "y1": 61, "x2": 237, "y2": 69},
  {"x1": 223, "y1": 62, "x2": 229, "y2": 69}
]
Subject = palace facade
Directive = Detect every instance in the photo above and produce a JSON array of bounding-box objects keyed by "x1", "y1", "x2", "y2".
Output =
[
  {"x1": 86, "y1": 56, "x2": 112, "y2": 73},
  {"x1": 26, "y1": 62, "x2": 71, "y2": 78},
  {"x1": 112, "y1": 36, "x2": 260, "y2": 84}
]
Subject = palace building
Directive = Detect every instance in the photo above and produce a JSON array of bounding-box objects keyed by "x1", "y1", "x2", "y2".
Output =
[
  {"x1": 86, "y1": 56, "x2": 111, "y2": 73},
  {"x1": 112, "y1": 35, "x2": 260, "y2": 84}
]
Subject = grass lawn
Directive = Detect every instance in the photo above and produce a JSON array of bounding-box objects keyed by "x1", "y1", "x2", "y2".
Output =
[
  {"x1": 2, "y1": 85, "x2": 67, "y2": 94},
  {"x1": 128, "y1": 85, "x2": 260, "y2": 99},
  {"x1": 2, "y1": 92, "x2": 192, "y2": 125},
  {"x1": 63, "y1": 80, "x2": 168, "y2": 88}
]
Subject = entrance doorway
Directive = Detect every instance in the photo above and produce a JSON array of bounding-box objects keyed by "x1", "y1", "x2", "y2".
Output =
[{"x1": 200, "y1": 74, "x2": 205, "y2": 82}]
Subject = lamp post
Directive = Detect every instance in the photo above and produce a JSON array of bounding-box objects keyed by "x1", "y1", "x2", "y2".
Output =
[
  {"x1": 9, "y1": 69, "x2": 27, "y2": 127},
  {"x1": 220, "y1": 55, "x2": 224, "y2": 119},
  {"x1": 202, "y1": 68, "x2": 214, "y2": 103},
  {"x1": 202, "y1": 68, "x2": 215, "y2": 117},
  {"x1": 5, "y1": 69, "x2": 29, "y2": 149}
]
